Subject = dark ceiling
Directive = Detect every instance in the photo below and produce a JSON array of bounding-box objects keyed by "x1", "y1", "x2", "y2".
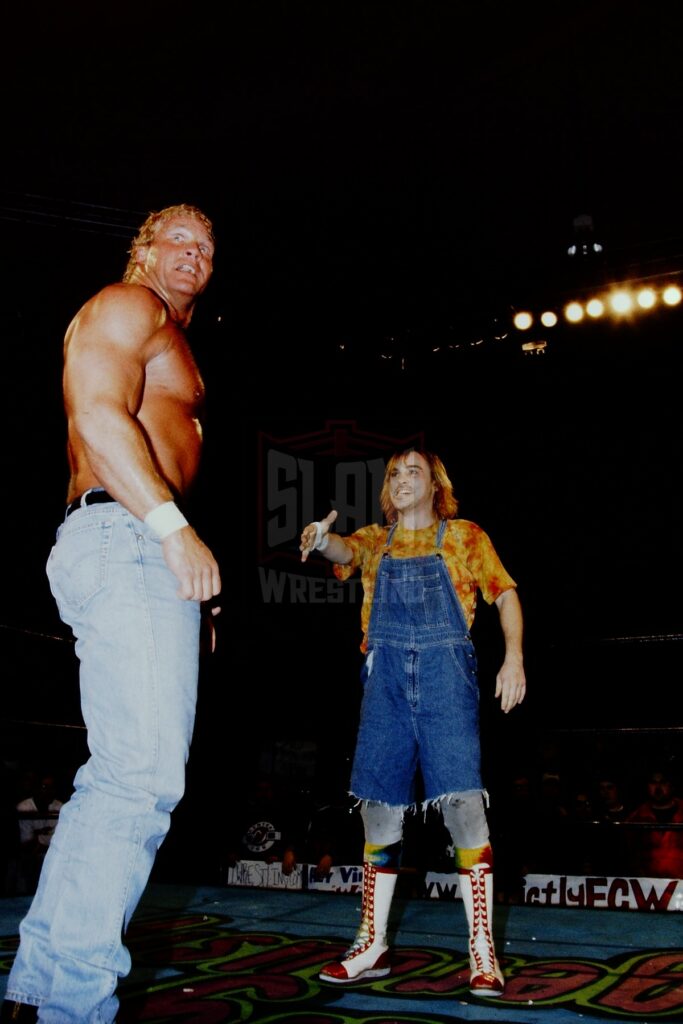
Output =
[{"x1": 4, "y1": 1, "x2": 683, "y2": 332}]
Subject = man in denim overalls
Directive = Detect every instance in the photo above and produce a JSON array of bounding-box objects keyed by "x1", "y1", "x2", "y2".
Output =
[{"x1": 300, "y1": 449, "x2": 526, "y2": 996}]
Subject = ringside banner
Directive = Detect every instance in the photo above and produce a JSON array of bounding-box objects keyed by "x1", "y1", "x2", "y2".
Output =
[{"x1": 226, "y1": 862, "x2": 683, "y2": 911}]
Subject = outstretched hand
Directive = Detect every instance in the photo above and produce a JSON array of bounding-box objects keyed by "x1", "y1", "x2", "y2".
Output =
[{"x1": 300, "y1": 509, "x2": 337, "y2": 562}]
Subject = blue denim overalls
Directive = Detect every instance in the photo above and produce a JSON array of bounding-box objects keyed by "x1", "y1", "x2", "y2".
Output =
[{"x1": 350, "y1": 519, "x2": 483, "y2": 807}]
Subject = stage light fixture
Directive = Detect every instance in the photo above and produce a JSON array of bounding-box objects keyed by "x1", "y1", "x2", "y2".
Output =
[
  {"x1": 636, "y1": 288, "x2": 656, "y2": 309},
  {"x1": 565, "y1": 302, "x2": 584, "y2": 323},
  {"x1": 663, "y1": 285, "x2": 682, "y2": 306},
  {"x1": 513, "y1": 311, "x2": 533, "y2": 330},
  {"x1": 521, "y1": 338, "x2": 547, "y2": 354},
  {"x1": 567, "y1": 213, "x2": 604, "y2": 257},
  {"x1": 610, "y1": 291, "x2": 633, "y2": 314}
]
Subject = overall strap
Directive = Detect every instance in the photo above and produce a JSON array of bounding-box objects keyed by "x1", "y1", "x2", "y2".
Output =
[{"x1": 384, "y1": 522, "x2": 399, "y2": 550}]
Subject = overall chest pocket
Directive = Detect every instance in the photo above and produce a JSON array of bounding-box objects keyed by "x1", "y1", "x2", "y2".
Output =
[{"x1": 376, "y1": 568, "x2": 449, "y2": 627}]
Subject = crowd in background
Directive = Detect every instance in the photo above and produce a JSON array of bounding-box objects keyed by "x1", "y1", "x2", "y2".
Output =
[{"x1": 2, "y1": 741, "x2": 682, "y2": 900}]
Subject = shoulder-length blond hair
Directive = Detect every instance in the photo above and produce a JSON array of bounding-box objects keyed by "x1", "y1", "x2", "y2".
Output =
[
  {"x1": 379, "y1": 448, "x2": 459, "y2": 524},
  {"x1": 122, "y1": 204, "x2": 215, "y2": 282}
]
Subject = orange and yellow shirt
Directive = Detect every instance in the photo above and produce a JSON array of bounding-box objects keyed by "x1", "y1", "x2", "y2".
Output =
[{"x1": 333, "y1": 519, "x2": 516, "y2": 652}]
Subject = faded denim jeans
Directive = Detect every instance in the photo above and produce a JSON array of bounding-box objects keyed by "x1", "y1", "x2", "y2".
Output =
[{"x1": 6, "y1": 498, "x2": 200, "y2": 1022}]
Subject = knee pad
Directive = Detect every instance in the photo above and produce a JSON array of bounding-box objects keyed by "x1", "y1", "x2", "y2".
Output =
[
  {"x1": 360, "y1": 801, "x2": 404, "y2": 845},
  {"x1": 440, "y1": 791, "x2": 490, "y2": 850}
]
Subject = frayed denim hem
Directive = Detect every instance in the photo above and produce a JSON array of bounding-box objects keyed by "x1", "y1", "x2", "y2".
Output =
[
  {"x1": 348, "y1": 792, "x2": 411, "y2": 814},
  {"x1": 348, "y1": 788, "x2": 489, "y2": 817},
  {"x1": 420, "y1": 787, "x2": 490, "y2": 815}
]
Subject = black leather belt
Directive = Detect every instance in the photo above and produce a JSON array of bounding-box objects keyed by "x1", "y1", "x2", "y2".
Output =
[{"x1": 65, "y1": 490, "x2": 116, "y2": 517}]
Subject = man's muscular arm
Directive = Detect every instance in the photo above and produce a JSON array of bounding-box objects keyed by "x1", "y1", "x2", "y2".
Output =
[
  {"x1": 65, "y1": 284, "x2": 181, "y2": 516},
  {"x1": 63, "y1": 284, "x2": 221, "y2": 602}
]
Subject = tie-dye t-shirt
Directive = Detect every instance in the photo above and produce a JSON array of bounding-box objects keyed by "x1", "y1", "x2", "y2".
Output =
[{"x1": 333, "y1": 519, "x2": 516, "y2": 652}]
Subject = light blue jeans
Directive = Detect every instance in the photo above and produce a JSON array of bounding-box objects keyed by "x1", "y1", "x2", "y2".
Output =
[{"x1": 5, "y1": 500, "x2": 201, "y2": 1022}]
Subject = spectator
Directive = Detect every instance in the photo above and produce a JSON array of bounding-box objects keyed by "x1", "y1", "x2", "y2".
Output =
[
  {"x1": 565, "y1": 786, "x2": 597, "y2": 875},
  {"x1": 626, "y1": 768, "x2": 683, "y2": 879},
  {"x1": 223, "y1": 776, "x2": 307, "y2": 877},
  {"x1": 305, "y1": 781, "x2": 365, "y2": 880},
  {"x1": 15, "y1": 772, "x2": 64, "y2": 895},
  {"x1": 596, "y1": 776, "x2": 630, "y2": 824},
  {"x1": 592, "y1": 774, "x2": 631, "y2": 876}
]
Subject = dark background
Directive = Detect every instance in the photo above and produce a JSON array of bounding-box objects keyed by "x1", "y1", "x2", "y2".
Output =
[{"x1": 1, "y1": 2, "x2": 681, "y2": 868}]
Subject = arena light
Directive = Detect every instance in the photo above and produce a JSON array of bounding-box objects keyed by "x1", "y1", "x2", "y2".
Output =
[
  {"x1": 636, "y1": 288, "x2": 656, "y2": 309},
  {"x1": 585, "y1": 298, "x2": 605, "y2": 318},
  {"x1": 609, "y1": 290, "x2": 633, "y2": 315},
  {"x1": 564, "y1": 302, "x2": 584, "y2": 323},
  {"x1": 513, "y1": 311, "x2": 533, "y2": 331},
  {"x1": 507, "y1": 272, "x2": 682, "y2": 338}
]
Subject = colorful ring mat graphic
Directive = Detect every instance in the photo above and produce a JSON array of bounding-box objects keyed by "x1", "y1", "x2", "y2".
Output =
[{"x1": 1, "y1": 886, "x2": 681, "y2": 1022}]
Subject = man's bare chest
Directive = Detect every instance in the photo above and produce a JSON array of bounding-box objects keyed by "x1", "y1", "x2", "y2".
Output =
[{"x1": 145, "y1": 333, "x2": 205, "y2": 410}]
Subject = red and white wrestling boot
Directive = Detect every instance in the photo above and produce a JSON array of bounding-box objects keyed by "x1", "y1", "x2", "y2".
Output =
[
  {"x1": 319, "y1": 863, "x2": 397, "y2": 984},
  {"x1": 458, "y1": 861, "x2": 505, "y2": 996}
]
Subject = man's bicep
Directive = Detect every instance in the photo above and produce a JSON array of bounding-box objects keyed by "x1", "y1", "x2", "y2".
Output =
[{"x1": 65, "y1": 336, "x2": 146, "y2": 417}]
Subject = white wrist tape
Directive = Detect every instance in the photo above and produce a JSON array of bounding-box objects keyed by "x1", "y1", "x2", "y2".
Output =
[
  {"x1": 144, "y1": 501, "x2": 189, "y2": 540},
  {"x1": 311, "y1": 521, "x2": 330, "y2": 551}
]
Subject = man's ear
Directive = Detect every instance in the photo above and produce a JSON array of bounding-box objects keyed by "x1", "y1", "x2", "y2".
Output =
[{"x1": 133, "y1": 244, "x2": 149, "y2": 266}]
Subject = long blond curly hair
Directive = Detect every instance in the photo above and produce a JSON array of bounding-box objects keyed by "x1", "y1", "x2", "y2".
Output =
[
  {"x1": 123, "y1": 204, "x2": 215, "y2": 282},
  {"x1": 380, "y1": 448, "x2": 459, "y2": 524}
]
